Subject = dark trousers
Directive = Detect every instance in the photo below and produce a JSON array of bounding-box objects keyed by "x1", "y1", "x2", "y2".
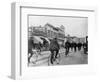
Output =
[
  {"x1": 65, "y1": 47, "x2": 69, "y2": 56},
  {"x1": 74, "y1": 47, "x2": 76, "y2": 52},
  {"x1": 50, "y1": 50, "x2": 59, "y2": 64},
  {"x1": 71, "y1": 47, "x2": 73, "y2": 51},
  {"x1": 78, "y1": 46, "x2": 81, "y2": 51}
]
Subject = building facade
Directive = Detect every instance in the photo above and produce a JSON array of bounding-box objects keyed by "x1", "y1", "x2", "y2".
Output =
[
  {"x1": 28, "y1": 23, "x2": 65, "y2": 45},
  {"x1": 44, "y1": 23, "x2": 65, "y2": 45},
  {"x1": 28, "y1": 25, "x2": 47, "y2": 38}
]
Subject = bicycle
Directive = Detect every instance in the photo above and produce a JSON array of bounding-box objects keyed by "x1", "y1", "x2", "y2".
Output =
[
  {"x1": 48, "y1": 51, "x2": 60, "y2": 66},
  {"x1": 29, "y1": 48, "x2": 41, "y2": 65}
]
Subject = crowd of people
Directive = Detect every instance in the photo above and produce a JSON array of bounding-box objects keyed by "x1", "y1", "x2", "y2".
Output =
[
  {"x1": 65, "y1": 40, "x2": 88, "y2": 56},
  {"x1": 28, "y1": 36, "x2": 88, "y2": 64},
  {"x1": 49, "y1": 37, "x2": 88, "y2": 64}
]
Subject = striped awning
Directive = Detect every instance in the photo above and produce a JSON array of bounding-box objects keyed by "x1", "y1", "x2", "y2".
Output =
[
  {"x1": 40, "y1": 36, "x2": 50, "y2": 44},
  {"x1": 33, "y1": 36, "x2": 43, "y2": 44}
]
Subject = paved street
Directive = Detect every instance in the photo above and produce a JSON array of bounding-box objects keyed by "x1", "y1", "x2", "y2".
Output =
[{"x1": 28, "y1": 48, "x2": 88, "y2": 67}]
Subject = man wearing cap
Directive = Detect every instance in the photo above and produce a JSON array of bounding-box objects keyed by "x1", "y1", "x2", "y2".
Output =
[{"x1": 49, "y1": 37, "x2": 60, "y2": 64}]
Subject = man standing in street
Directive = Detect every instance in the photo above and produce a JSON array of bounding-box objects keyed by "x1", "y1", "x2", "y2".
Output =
[
  {"x1": 65, "y1": 40, "x2": 70, "y2": 56},
  {"x1": 49, "y1": 37, "x2": 60, "y2": 64},
  {"x1": 70, "y1": 41, "x2": 74, "y2": 52},
  {"x1": 73, "y1": 42, "x2": 77, "y2": 52},
  {"x1": 78, "y1": 42, "x2": 82, "y2": 51}
]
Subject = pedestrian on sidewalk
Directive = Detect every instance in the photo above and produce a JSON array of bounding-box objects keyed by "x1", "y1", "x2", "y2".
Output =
[
  {"x1": 78, "y1": 42, "x2": 82, "y2": 51},
  {"x1": 49, "y1": 37, "x2": 60, "y2": 64},
  {"x1": 65, "y1": 40, "x2": 70, "y2": 56},
  {"x1": 83, "y1": 42, "x2": 88, "y2": 54},
  {"x1": 70, "y1": 41, "x2": 74, "y2": 52},
  {"x1": 73, "y1": 42, "x2": 77, "y2": 52}
]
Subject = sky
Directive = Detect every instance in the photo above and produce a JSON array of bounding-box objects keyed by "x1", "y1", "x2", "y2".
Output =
[{"x1": 29, "y1": 15, "x2": 88, "y2": 37}]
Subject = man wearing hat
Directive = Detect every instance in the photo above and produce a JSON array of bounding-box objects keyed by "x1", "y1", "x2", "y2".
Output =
[{"x1": 49, "y1": 37, "x2": 60, "y2": 64}]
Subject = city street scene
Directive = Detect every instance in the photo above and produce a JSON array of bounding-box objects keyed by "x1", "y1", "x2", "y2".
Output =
[{"x1": 28, "y1": 15, "x2": 88, "y2": 67}]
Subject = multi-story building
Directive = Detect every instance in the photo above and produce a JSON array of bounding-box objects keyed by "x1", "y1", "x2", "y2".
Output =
[
  {"x1": 44, "y1": 23, "x2": 65, "y2": 45},
  {"x1": 57, "y1": 25, "x2": 65, "y2": 45},
  {"x1": 28, "y1": 23, "x2": 65, "y2": 45},
  {"x1": 28, "y1": 25, "x2": 47, "y2": 37},
  {"x1": 44, "y1": 23, "x2": 58, "y2": 40}
]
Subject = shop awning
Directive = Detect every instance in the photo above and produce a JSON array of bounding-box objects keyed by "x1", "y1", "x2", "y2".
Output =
[
  {"x1": 40, "y1": 36, "x2": 50, "y2": 44},
  {"x1": 33, "y1": 36, "x2": 43, "y2": 44},
  {"x1": 44, "y1": 37, "x2": 50, "y2": 44}
]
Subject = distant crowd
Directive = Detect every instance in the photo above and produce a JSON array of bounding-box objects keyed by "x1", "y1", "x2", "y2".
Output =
[{"x1": 65, "y1": 40, "x2": 88, "y2": 55}]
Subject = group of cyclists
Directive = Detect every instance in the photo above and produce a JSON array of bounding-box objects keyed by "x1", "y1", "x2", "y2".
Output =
[{"x1": 28, "y1": 36, "x2": 88, "y2": 65}]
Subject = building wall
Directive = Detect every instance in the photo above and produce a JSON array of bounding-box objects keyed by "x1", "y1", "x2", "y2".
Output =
[
  {"x1": 44, "y1": 23, "x2": 65, "y2": 41},
  {"x1": 29, "y1": 26, "x2": 47, "y2": 37},
  {"x1": 28, "y1": 23, "x2": 65, "y2": 45}
]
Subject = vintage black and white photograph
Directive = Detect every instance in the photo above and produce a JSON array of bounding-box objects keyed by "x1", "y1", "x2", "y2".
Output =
[{"x1": 28, "y1": 15, "x2": 88, "y2": 67}]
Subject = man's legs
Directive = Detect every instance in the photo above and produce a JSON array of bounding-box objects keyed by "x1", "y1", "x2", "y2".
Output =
[
  {"x1": 68, "y1": 47, "x2": 69, "y2": 53},
  {"x1": 71, "y1": 47, "x2": 73, "y2": 52},
  {"x1": 74, "y1": 46, "x2": 76, "y2": 52},
  {"x1": 65, "y1": 48, "x2": 68, "y2": 56},
  {"x1": 78, "y1": 46, "x2": 80, "y2": 51},
  {"x1": 50, "y1": 50, "x2": 54, "y2": 64},
  {"x1": 55, "y1": 50, "x2": 59, "y2": 58}
]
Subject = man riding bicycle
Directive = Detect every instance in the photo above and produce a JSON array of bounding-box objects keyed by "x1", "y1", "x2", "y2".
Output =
[{"x1": 49, "y1": 37, "x2": 60, "y2": 64}]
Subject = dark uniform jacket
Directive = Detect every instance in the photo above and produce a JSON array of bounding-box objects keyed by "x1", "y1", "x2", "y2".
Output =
[
  {"x1": 65, "y1": 41, "x2": 70, "y2": 48},
  {"x1": 49, "y1": 39, "x2": 60, "y2": 51}
]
